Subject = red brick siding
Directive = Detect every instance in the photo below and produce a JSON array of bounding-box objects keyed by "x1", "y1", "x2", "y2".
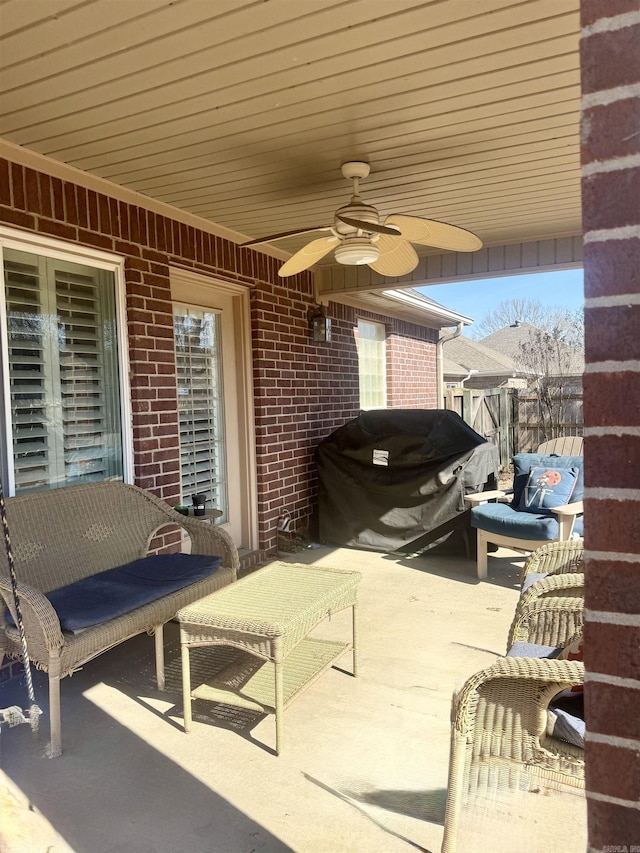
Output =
[
  {"x1": 386, "y1": 323, "x2": 438, "y2": 408},
  {"x1": 580, "y1": 22, "x2": 640, "y2": 95},
  {"x1": 251, "y1": 283, "x2": 361, "y2": 549},
  {"x1": 581, "y1": 98, "x2": 640, "y2": 166},
  {"x1": 581, "y1": 239, "x2": 640, "y2": 299},
  {"x1": 580, "y1": 0, "x2": 640, "y2": 847},
  {"x1": 581, "y1": 0, "x2": 640, "y2": 26},
  {"x1": 1, "y1": 158, "x2": 440, "y2": 561}
]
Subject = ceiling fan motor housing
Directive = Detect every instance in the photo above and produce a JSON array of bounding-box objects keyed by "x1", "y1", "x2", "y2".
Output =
[{"x1": 334, "y1": 201, "x2": 380, "y2": 235}]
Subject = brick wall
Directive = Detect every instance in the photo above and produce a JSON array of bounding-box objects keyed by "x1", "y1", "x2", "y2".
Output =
[
  {"x1": 0, "y1": 157, "x2": 439, "y2": 560},
  {"x1": 251, "y1": 283, "x2": 363, "y2": 549},
  {"x1": 386, "y1": 321, "x2": 439, "y2": 408},
  {"x1": 580, "y1": 0, "x2": 640, "y2": 847}
]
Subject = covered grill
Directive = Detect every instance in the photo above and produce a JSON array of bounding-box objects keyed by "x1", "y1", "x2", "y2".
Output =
[{"x1": 316, "y1": 409, "x2": 499, "y2": 554}]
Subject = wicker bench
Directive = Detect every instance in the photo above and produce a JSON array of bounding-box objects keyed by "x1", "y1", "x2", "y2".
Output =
[{"x1": 0, "y1": 482, "x2": 239, "y2": 756}]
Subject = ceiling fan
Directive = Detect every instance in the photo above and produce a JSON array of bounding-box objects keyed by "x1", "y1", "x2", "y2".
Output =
[{"x1": 241, "y1": 161, "x2": 483, "y2": 277}]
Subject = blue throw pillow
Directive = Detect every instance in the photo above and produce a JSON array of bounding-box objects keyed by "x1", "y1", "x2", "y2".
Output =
[
  {"x1": 511, "y1": 453, "x2": 584, "y2": 507},
  {"x1": 518, "y1": 466, "x2": 579, "y2": 516}
]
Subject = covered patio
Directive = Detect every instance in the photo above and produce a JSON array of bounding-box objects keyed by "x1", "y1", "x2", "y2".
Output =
[
  {"x1": 1, "y1": 546, "x2": 586, "y2": 853},
  {"x1": 1, "y1": 0, "x2": 638, "y2": 849}
]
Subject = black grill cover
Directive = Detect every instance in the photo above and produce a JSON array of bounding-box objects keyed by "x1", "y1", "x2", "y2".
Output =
[{"x1": 316, "y1": 409, "x2": 499, "y2": 552}]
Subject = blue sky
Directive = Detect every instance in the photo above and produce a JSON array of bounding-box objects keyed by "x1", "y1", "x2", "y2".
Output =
[{"x1": 417, "y1": 268, "x2": 584, "y2": 325}]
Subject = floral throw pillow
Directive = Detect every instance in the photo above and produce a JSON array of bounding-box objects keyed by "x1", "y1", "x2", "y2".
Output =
[{"x1": 518, "y1": 466, "x2": 579, "y2": 516}]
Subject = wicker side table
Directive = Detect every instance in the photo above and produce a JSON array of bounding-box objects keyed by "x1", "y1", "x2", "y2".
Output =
[{"x1": 176, "y1": 561, "x2": 362, "y2": 754}]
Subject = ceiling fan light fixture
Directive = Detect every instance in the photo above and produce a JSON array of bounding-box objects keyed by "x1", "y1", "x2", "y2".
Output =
[{"x1": 334, "y1": 239, "x2": 380, "y2": 266}]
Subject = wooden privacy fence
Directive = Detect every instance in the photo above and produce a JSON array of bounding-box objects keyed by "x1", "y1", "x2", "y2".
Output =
[
  {"x1": 443, "y1": 388, "x2": 584, "y2": 467},
  {"x1": 444, "y1": 388, "x2": 517, "y2": 467},
  {"x1": 516, "y1": 391, "x2": 584, "y2": 452}
]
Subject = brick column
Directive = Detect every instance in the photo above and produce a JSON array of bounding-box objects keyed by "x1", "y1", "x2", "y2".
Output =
[{"x1": 580, "y1": 0, "x2": 640, "y2": 848}]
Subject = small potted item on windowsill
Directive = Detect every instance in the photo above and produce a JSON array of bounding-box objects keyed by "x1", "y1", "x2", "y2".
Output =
[{"x1": 191, "y1": 493, "x2": 207, "y2": 516}]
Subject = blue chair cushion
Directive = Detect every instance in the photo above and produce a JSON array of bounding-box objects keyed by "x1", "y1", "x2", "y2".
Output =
[
  {"x1": 521, "y1": 572, "x2": 548, "y2": 592},
  {"x1": 471, "y1": 502, "x2": 584, "y2": 541},
  {"x1": 507, "y1": 642, "x2": 561, "y2": 658},
  {"x1": 518, "y1": 466, "x2": 579, "y2": 516},
  {"x1": 512, "y1": 453, "x2": 584, "y2": 507}
]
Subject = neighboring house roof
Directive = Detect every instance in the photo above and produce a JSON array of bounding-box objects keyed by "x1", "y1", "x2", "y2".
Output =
[
  {"x1": 442, "y1": 357, "x2": 470, "y2": 377},
  {"x1": 443, "y1": 335, "x2": 523, "y2": 377},
  {"x1": 481, "y1": 321, "x2": 585, "y2": 376}
]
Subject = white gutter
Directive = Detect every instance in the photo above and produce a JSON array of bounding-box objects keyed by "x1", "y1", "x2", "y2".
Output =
[
  {"x1": 459, "y1": 370, "x2": 478, "y2": 388},
  {"x1": 437, "y1": 321, "x2": 466, "y2": 405}
]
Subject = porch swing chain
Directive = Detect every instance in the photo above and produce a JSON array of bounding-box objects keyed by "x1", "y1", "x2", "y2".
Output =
[{"x1": 0, "y1": 481, "x2": 41, "y2": 736}]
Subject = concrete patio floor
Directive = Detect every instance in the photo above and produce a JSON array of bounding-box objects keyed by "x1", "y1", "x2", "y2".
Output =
[{"x1": 0, "y1": 545, "x2": 586, "y2": 853}]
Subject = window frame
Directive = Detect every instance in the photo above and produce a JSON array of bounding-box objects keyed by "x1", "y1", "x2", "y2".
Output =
[
  {"x1": 0, "y1": 226, "x2": 133, "y2": 494},
  {"x1": 170, "y1": 267, "x2": 258, "y2": 552}
]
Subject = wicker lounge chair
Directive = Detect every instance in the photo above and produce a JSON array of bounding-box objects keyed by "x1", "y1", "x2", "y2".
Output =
[
  {"x1": 441, "y1": 595, "x2": 585, "y2": 853},
  {"x1": 507, "y1": 590, "x2": 584, "y2": 651},
  {"x1": 507, "y1": 540, "x2": 585, "y2": 649},
  {"x1": 518, "y1": 539, "x2": 584, "y2": 592}
]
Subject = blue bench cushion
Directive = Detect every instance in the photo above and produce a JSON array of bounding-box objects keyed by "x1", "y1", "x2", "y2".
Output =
[
  {"x1": 8, "y1": 554, "x2": 222, "y2": 633},
  {"x1": 471, "y1": 502, "x2": 584, "y2": 541}
]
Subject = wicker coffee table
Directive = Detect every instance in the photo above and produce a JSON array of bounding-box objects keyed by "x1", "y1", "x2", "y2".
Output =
[{"x1": 176, "y1": 561, "x2": 361, "y2": 754}]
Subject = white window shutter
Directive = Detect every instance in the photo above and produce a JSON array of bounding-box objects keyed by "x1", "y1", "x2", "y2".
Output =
[
  {"x1": 55, "y1": 261, "x2": 121, "y2": 484},
  {"x1": 174, "y1": 307, "x2": 227, "y2": 516},
  {"x1": 4, "y1": 254, "x2": 56, "y2": 490},
  {"x1": 2, "y1": 248, "x2": 123, "y2": 493}
]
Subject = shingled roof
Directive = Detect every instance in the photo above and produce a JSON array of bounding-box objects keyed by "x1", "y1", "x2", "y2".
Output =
[
  {"x1": 443, "y1": 335, "x2": 523, "y2": 377},
  {"x1": 481, "y1": 321, "x2": 584, "y2": 376}
]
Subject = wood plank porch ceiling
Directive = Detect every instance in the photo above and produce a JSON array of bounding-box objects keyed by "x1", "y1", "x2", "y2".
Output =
[{"x1": 0, "y1": 0, "x2": 582, "y2": 275}]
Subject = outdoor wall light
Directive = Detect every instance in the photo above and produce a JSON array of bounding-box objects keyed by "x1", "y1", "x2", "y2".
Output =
[{"x1": 308, "y1": 304, "x2": 331, "y2": 342}]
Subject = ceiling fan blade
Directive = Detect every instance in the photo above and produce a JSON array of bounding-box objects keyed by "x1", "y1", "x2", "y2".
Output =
[
  {"x1": 278, "y1": 236, "x2": 339, "y2": 277},
  {"x1": 335, "y1": 214, "x2": 401, "y2": 236},
  {"x1": 368, "y1": 236, "x2": 419, "y2": 277},
  {"x1": 241, "y1": 225, "x2": 332, "y2": 247},
  {"x1": 385, "y1": 214, "x2": 482, "y2": 252}
]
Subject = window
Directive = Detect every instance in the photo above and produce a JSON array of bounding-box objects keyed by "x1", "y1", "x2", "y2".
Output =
[
  {"x1": 1, "y1": 235, "x2": 129, "y2": 494},
  {"x1": 171, "y1": 268, "x2": 256, "y2": 550},
  {"x1": 174, "y1": 305, "x2": 228, "y2": 521},
  {"x1": 357, "y1": 319, "x2": 386, "y2": 408}
]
